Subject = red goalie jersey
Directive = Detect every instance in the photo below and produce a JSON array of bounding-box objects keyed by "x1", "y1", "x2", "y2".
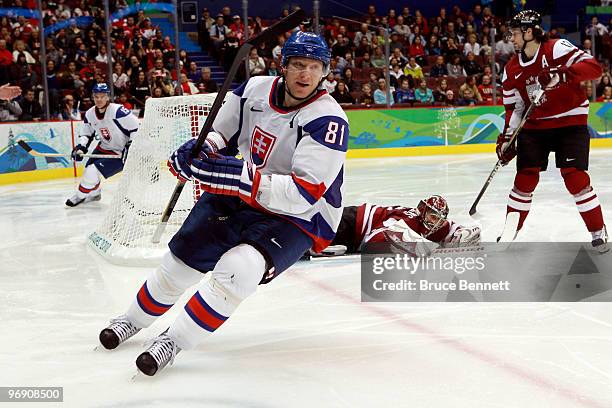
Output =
[
  {"x1": 326, "y1": 198, "x2": 481, "y2": 256},
  {"x1": 355, "y1": 204, "x2": 455, "y2": 247},
  {"x1": 501, "y1": 38, "x2": 602, "y2": 135}
]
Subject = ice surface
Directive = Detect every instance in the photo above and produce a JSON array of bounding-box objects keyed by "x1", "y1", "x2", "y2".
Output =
[{"x1": 1, "y1": 151, "x2": 611, "y2": 407}]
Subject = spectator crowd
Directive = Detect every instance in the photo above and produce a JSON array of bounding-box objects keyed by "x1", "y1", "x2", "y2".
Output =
[
  {"x1": 0, "y1": 0, "x2": 216, "y2": 121},
  {"x1": 2, "y1": 1, "x2": 612, "y2": 122},
  {"x1": 198, "y1": 3, "x2": 612, "y2": 108}
]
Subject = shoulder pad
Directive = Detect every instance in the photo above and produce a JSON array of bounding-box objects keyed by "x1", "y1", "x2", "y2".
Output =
[
  {"x1": 115, "y1": 105, "x2": 132, "y2": 118},
  {"x1": 303, "y1": 115, "x2": 349, "y2": 152},
  {"x1": 552, "y1": 38, "x2": 577, "y2": 60},
  {"x1": 235, "y1": 76, "x2": 275, "y2": 98}
]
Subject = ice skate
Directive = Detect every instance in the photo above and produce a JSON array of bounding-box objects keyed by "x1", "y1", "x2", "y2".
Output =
[
  {"x1": 591, "y1": 226, "x2": 609, "y2": 254},
  {"x1": 99, "y1": 315, "x2": 141, "y2": 350},
  {"x1": 497, "y1": 212, "x2": 520, "y2": 243},
  {"x1": 65, "y1": 194, "x2": 85, "y2": 207},
  {"x1": 65, "y1": 192, "x2": 101, "y2": 207},
  {"x1": 136, "y1": 331, "x2": 181, "y2": 376},
  {"x1": 87, "y1": 192, "x2": 102, "y2": 203}
]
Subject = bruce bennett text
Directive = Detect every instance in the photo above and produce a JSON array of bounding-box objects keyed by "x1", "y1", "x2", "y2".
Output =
[{"x1": 372, "y1": 279, "x2": 511, "y2": 292}]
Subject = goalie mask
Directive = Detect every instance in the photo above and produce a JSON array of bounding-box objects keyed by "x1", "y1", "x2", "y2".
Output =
[{"x1": 417, "y1": 195, "x2": 449, "y2": 236}]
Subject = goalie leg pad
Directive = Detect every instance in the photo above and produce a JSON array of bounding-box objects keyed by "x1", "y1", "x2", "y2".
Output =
[
  {"x1": 127, "y1": 251, "x2": 203, "y2": 328},
  {"x1": 168, "y1": 244, "x2": 265, "y2": 350}
]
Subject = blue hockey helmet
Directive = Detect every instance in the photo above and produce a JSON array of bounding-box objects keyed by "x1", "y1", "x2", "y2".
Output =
[
  {"x1": 92, "y1": 83, "x2": 111, "y2": 94},
  {"x1": 281, "y1": 31, "x2": 331, "y2": 75}
]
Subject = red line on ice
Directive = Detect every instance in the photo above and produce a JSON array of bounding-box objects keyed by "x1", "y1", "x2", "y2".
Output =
[{"x1": 295, "y1": 273, "x2": 607, "y2": 408}]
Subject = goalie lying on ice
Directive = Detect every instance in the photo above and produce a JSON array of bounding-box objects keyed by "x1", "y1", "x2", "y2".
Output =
[{"x1": 313, "y1": 195, "x2": 481, "y2": 257}]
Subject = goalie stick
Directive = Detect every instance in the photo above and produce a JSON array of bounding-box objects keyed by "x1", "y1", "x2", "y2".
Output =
[
  {"x1": 306, "y1": 244, "x2": 486, "y2": 261},
  {"x1": 17, "y1": 140, "x2": 122, "y2": 159},
  {"x1": 468, "y1": 88, "x2": 544, "y2": 216},
  {"x1": 151, "y1": 9, "x2": 306, "y2": 244}
]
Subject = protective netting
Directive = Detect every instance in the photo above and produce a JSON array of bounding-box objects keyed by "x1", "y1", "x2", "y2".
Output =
[{"x1": 88, "y1": 94, "x2": 217, "y2": 266}]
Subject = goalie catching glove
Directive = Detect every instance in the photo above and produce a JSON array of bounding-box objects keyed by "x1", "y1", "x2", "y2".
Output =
[{"x1": 168, "y1": 133, "x2": 226, "y2": 182}]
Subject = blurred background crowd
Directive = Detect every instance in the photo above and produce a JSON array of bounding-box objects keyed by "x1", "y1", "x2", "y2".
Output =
[{"x1": 1, "y1": 0, "x2": 612, "y2": 122}]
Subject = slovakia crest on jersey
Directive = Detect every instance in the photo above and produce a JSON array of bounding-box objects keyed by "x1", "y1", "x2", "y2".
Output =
[
  {"x1": 100, "y1": 127, "x2": 111, "y2": 141},
  {"x1": 250, "y1": 126, "x2": 276, "y2": 168}
]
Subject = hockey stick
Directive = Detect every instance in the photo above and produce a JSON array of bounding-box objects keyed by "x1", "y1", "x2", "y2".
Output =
[
  {"x1": 17, "y1": 140, "x2": 122, "y2": 160},
  {"x1": 468, "y1": 88, "x2": 544, "y2": 216},
  {"x1": 151, "y1": 9, "x2": 306, "y2": 243}
]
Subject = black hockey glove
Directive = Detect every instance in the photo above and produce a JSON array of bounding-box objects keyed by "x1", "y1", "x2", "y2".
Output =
[
  {"x1": 496, "y1": 133, "x2": 516, "y2": 166},
  {"x1": 71, "y1": 144, "x2": 87, "y2": 162},
  {"x1": 168, "y1": 138, "x2": 217, "y2": 182}
]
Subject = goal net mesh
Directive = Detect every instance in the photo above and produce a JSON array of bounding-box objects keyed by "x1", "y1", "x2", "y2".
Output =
[{"x1": 88, "y1": 94, "x2": 217, "y2": 266}]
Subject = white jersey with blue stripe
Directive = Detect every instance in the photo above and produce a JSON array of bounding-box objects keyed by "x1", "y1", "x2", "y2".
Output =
[
  {"x1": 212, "y1": 76, "x2": 349, "y2": 252},
  {"x1": 79, "y1": 103, "x2": 139, "y2": 153}
]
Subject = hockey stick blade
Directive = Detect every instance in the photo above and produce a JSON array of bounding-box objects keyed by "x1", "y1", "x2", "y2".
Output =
[
  {"x1": 151, "y1": 10, "x2": 305, "y2": 244},
  {"x1": 468, "y1": 88, "x2": 543, "y2": 216},
  {"x1": 17, "y1": 140, "x2": 121, "y2": 159}
]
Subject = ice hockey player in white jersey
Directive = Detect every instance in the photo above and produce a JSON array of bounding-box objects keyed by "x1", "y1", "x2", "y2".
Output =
[
  {"x1": 65, "y1": 83, "x2": 139, "y2": 206},
  {"x1": 98, "y1": 31, "x2": 349, "y2": 376}
]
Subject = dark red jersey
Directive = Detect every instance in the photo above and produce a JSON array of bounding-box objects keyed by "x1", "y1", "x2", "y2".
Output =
[
  {"x1": 352, "y1": 203, "x2": 457, "y2": 250},
  {"x1": 501, "y1": 38, "x2": 602, "y2": 133}
]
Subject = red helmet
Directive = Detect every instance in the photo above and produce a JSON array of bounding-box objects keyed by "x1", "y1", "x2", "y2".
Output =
[{"x1": 417, "y1": 195, "x2": 449, "y2": 235}]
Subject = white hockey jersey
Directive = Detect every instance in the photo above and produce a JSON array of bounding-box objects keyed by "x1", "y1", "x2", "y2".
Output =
[
  {"x1": 212, "y1": 76, "x2": 349, "y2": 252},
  {"x1": 78, "y1": 103, "x2": 139, "y2": 154}
]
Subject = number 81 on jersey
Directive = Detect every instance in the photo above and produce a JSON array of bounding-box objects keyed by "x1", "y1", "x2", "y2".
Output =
[{"x1": 325, "y1": 121, "x2": 345, "y2": 145}]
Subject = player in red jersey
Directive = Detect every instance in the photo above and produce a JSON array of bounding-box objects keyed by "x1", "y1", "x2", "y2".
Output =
[
  {"x1": 497, "y1": 10, "x2": 608, "y2": 253},
  {"x1": 316, "y1": 195, "x2": 481, "y2": 256}
]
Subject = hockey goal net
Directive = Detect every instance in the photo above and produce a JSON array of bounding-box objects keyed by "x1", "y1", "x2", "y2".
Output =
[{"x1": 88, "y1": 93, "x2": 217, "y2": 266}]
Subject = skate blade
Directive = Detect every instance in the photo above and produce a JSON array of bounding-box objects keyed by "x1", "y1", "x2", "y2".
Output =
[
  {"x1": 494, "y1": 213, "x2": 520, "y2": 251},
  {"x1": 86, "y1": 194, "x2": 102, "y2": 203}
]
